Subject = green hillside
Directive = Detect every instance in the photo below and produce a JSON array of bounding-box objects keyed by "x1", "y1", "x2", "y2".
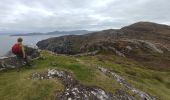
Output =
[{"x1": 0, "y1": 51, "x2": 170, "y2": 100}]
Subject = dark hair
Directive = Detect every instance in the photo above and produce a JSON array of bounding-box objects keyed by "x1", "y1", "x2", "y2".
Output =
[{"x1": 17, "y1": 37, "x2": 23, "y2": 42}]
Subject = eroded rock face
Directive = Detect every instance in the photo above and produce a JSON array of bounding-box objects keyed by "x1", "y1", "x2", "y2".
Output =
[
  {"x1": 37, "y1": 37, "x2": 169, "y2": 56},
  {"x1": 0, "y1": 46, "x2": 40, "y2": 70},
  {"x1": 80, "y1": 39, "x2": 169, "y2": 57},
  {"x1": 31, "y1": 69, "x2": 136, "y2": 100}
]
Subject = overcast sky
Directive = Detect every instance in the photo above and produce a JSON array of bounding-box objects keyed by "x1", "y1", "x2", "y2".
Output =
[{"x1": 0, "y1": 0, "x2": 170, "y2": 33}]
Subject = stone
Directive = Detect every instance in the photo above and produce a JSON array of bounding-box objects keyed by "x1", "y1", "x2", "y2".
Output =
[
  {"x1": 31, "y1": 69, "x2": 137, "y2": 100},
  {"x1": 0, "y1": 46, "x2": 40, "y2": 70}
]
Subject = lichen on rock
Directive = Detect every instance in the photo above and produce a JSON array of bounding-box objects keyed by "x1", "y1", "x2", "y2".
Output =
[{"x1": 31, "y1": 69, "x2": 137, "y2": 100}]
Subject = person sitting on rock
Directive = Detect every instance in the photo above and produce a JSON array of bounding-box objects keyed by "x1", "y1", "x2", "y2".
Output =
[{"x1": 12, "y1": 37, "x2": 31, "y2": 71}]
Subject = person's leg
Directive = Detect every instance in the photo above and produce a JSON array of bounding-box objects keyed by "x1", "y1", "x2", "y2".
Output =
[{"x1": 16, "y1": 55, "x2": 23, "y2": 72}]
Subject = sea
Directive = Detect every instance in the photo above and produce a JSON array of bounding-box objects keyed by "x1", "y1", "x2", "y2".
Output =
[{"x1": 0, "y1": 34, "x2": 62, "y2": 57}]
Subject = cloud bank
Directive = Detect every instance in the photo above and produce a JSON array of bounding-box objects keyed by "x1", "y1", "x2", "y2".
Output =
[{"x1": 0, "y1": 0, "x2": 170, "y2": 33}]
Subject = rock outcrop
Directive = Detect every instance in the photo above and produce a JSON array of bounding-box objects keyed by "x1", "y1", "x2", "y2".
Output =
[
  {"x1": 0, "y1": 46, "x2": 40, "y2": 70},
  {"x1": 97, "y1": 66, "x2": 156, "y2": 100},
  {"x1": 31, "y1": 69, "x2": 138, "y2": 100},
  {"x1": 80, "y1": 39, "x2": 169, "y2": 56},
  {"x1": 36, "y1": 30, "x2": 121, "y2": 55}
]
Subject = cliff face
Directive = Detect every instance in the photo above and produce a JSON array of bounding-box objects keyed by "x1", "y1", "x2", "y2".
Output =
[{"x1": 37, "y1": 22, "x2": 170, "y2": 70}]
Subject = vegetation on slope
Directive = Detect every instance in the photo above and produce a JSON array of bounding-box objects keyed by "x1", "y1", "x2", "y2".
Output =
[{"x1": 0, "y1": 51, "x2": 170, "y2": 100}]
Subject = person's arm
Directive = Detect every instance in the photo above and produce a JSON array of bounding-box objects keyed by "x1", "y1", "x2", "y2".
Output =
[{"x1": 21, "y1": 45, "x2": 26, "y2": 58}]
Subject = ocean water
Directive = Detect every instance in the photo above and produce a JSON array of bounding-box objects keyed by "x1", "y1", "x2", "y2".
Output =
[{"x1": 0, "y1": 34, "x2": 61, "y2": 57}]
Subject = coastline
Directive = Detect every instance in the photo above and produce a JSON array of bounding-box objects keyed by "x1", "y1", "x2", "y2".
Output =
[{"x1": 0, "y1": 34, "x2": 60, "y2": 57}]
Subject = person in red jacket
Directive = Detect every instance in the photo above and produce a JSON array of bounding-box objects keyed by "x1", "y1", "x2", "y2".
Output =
[{"x1": 12, "y1": 37, "x2": 30, "y2": 71}]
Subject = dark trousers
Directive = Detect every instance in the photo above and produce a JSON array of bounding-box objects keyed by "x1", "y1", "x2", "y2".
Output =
[{"x1": 16, "y1": 55, "x2": 30, "y2": 71}]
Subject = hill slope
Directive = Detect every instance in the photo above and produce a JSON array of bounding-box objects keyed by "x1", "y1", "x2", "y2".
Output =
[
  {"x1": 121, "y1": 22, "x2": 170, "y2": 47},
  {"x1": 37, "y1": 22, "x2": 170, "y2": 71},
  {"x1": 1, "y1": 22, "x2": 169, "y2": 100},
  {"x1": 0, "y1": 51, "x2": 170, "y2": 100}
]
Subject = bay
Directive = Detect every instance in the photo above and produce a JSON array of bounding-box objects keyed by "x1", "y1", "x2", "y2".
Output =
[{"x1": 0, "y1": 34, "x2": 61, "y2": 57}]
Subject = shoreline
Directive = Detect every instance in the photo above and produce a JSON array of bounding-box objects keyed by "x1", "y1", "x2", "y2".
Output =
[{"x1": 0, "y1": 34, "x2": 61, "y2": 57}]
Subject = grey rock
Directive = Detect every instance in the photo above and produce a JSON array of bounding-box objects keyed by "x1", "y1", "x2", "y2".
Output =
[
  {"x1": 97, "y1": 66, "x2": 156, "y2": 100},
  {"x1": 0, "y1": 46, "x2": 40, "y2": 70},
  {"x1": 31, "y1": 69, "x2": 136, "y2": 100}
]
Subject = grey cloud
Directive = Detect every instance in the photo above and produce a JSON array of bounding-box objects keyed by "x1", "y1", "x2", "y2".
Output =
[{"x1": 0, "y1": 0, "x2": 170, "y2": 33}]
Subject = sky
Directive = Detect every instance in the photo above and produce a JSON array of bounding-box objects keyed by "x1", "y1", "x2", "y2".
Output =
[{"x1": 0, "y1": 0, "x2": 170, "y2": 33}]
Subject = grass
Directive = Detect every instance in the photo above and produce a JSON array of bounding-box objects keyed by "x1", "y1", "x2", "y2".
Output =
[
  {"x1": 77, "y1": 54, "x2": 170, "y2": 100},
  {"x1": 0, "y1": 51, "x2": 121, "y2": 100},
  {"x1": 0, "y1": 69, "x2": 64, "y2": 100},
  {"x1": 0, "y1": 51, "x2": 170, "y2": 100}
]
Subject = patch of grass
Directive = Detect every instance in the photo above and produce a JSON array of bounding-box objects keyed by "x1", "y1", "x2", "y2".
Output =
[
  {"x1": 0, "y1": 70, "x2": 63, "y2": 100},
  {"x1": 83, "y1": 70, "x2": 122, "y2": 93},
  {"x1": 53, "y1": 63, "x2": 94, "y2": 82}
]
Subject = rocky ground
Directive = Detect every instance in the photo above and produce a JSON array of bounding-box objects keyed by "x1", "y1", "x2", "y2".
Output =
[
  {"x1": 31, "y1": 68, "x2": 151, "y2": 100},
  {"x1": 97, "y1": 66, "x2": 155, "y2": 100}
]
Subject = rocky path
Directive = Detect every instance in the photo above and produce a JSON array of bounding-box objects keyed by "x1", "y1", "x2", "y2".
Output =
[{"x1": 31, "y1": 69, "x2": 136, "y2": 100}]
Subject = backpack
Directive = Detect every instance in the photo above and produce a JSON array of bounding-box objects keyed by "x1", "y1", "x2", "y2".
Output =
[{"x1": 12, "y1": 44, "x2": 22, "y2": 55}]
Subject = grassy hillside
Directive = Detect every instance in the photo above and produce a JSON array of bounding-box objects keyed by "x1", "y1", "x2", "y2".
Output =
[{"x1": 0, "y1": 51, "x2": 170, "y2": 100}]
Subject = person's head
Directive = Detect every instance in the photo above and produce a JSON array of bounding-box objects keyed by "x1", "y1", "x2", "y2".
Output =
[{"x1": 17, "y1": 37, "x2": 23, "y2": 43}]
